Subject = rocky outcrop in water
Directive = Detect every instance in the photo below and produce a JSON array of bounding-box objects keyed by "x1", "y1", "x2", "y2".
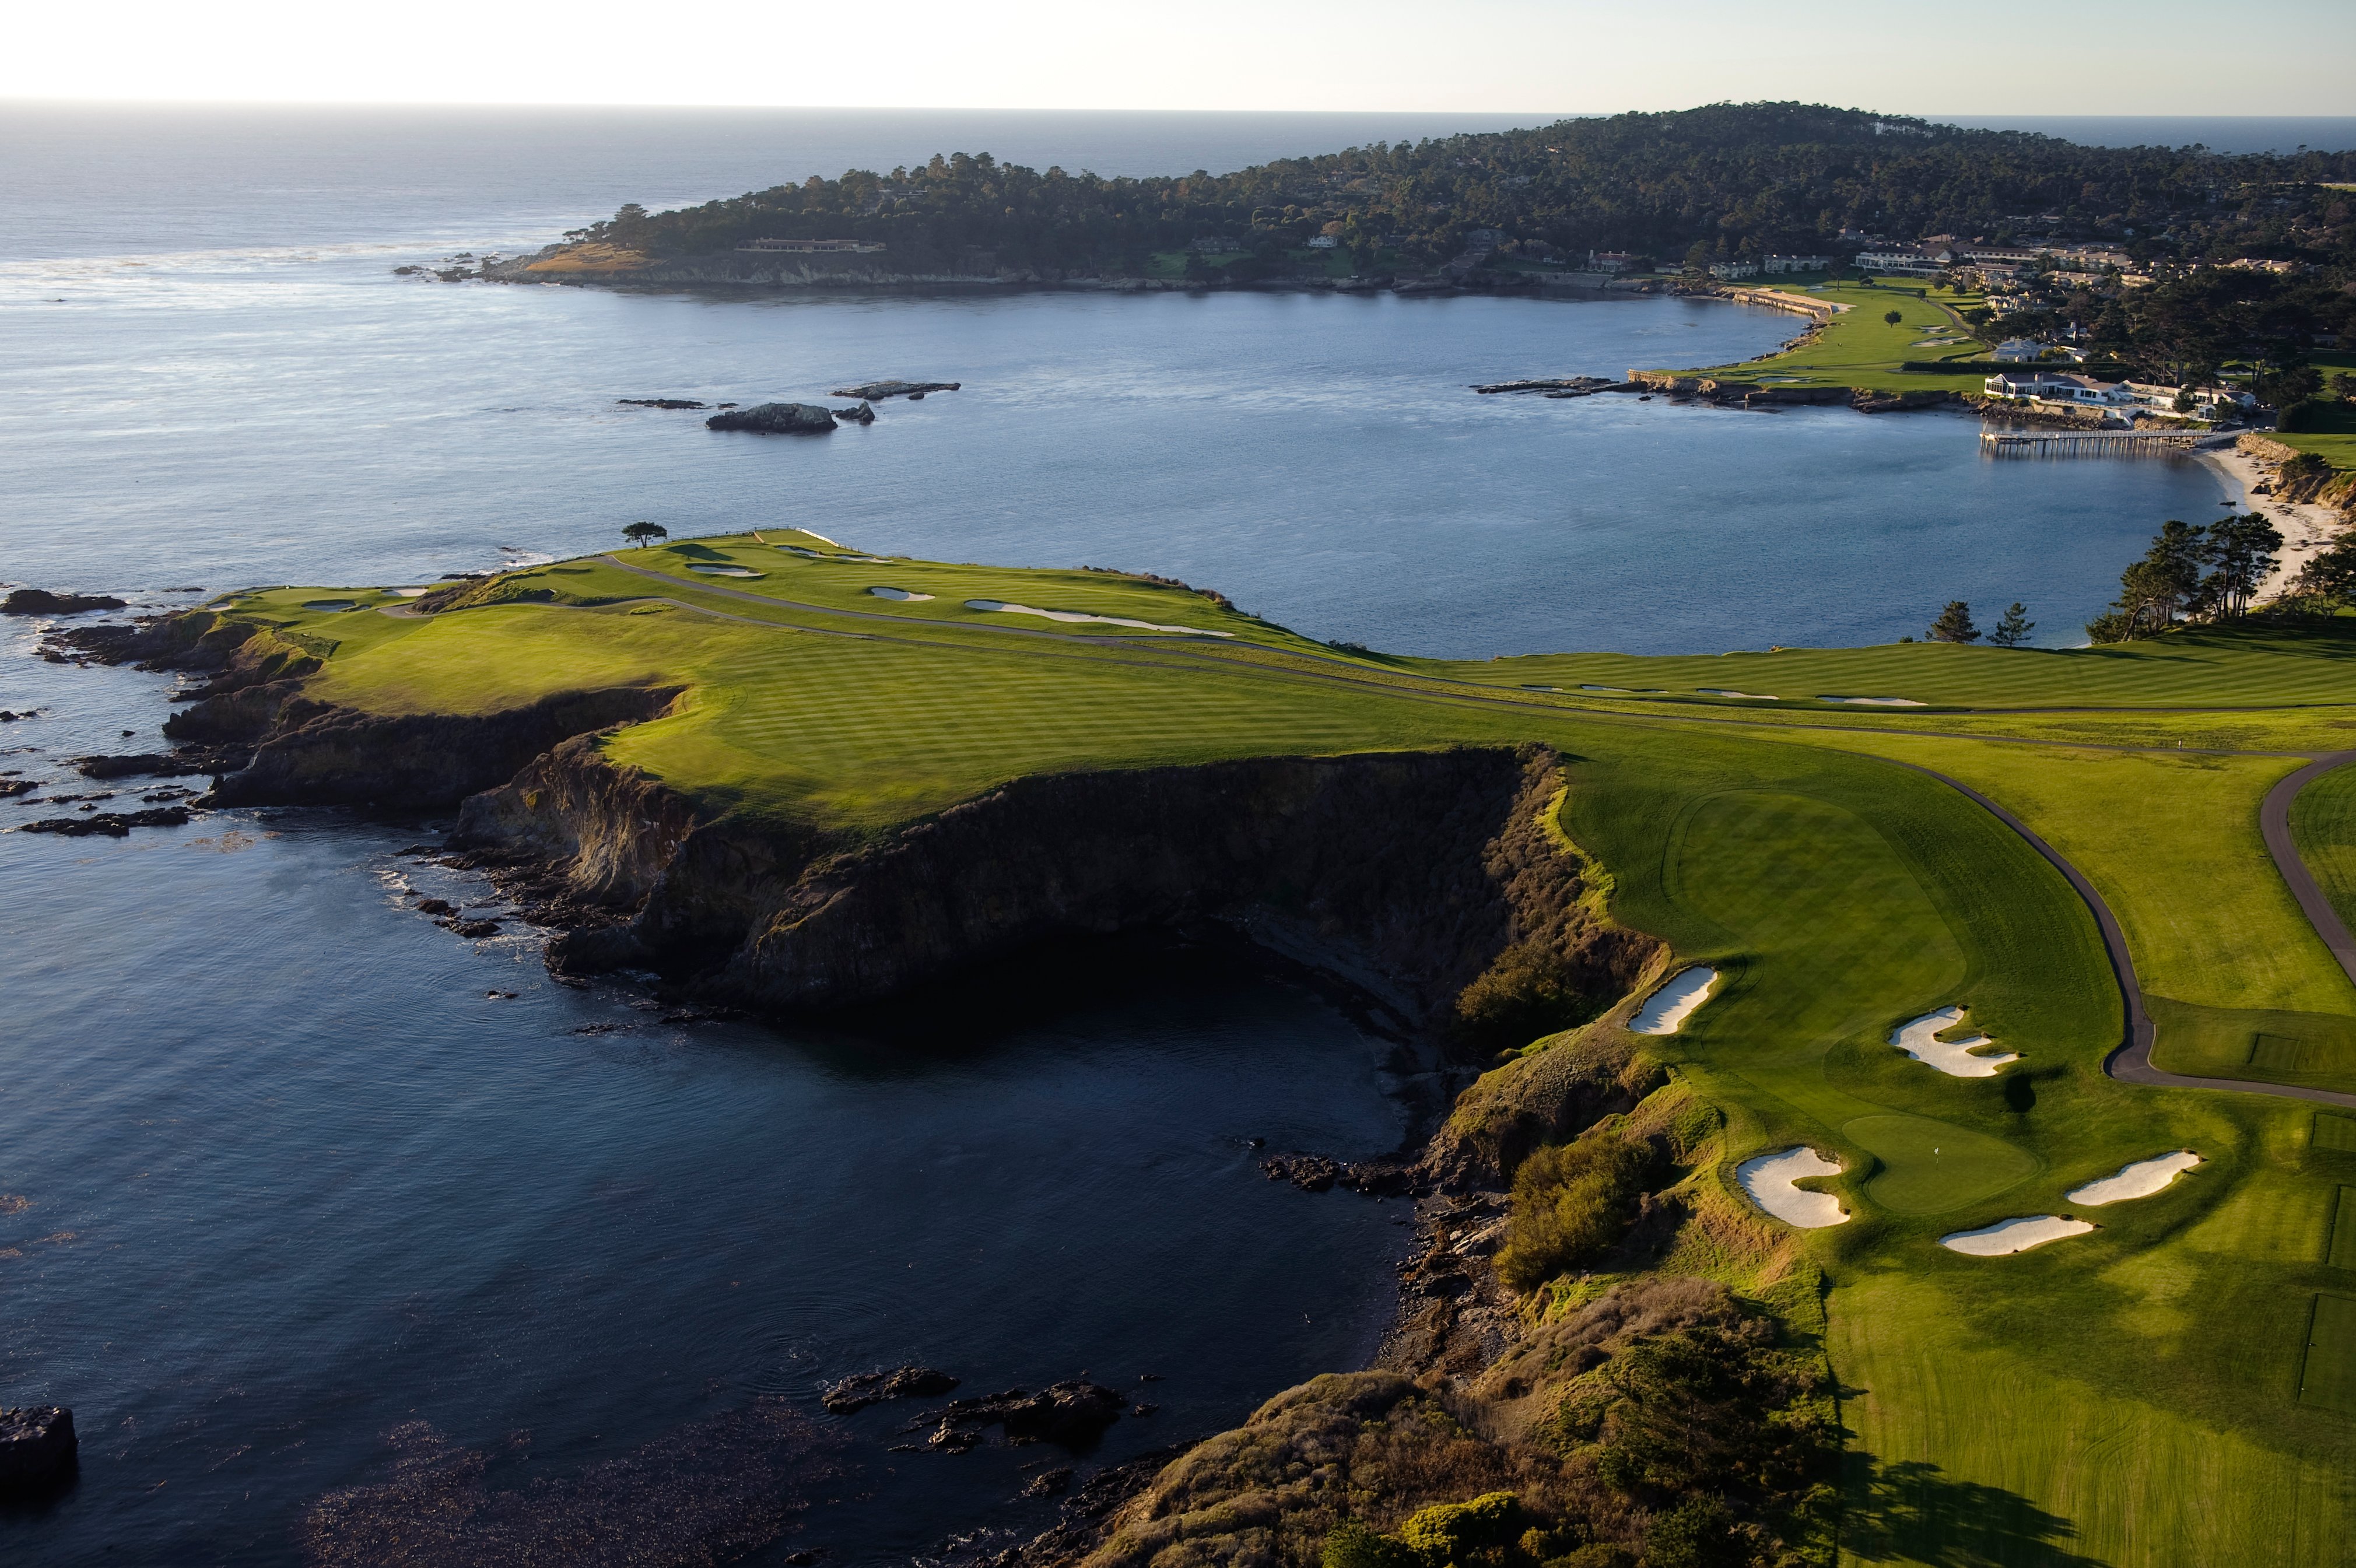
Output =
[
  {"x1": 618, "y1": 398, "x2": 707, "y2": 409},
  {"x1": 927, "y1": 1382, "x2": 1125, "y2": 1453},
  {"x1": 20, "y1": 807, "x2": 192, "y2": 837},
  {"x1": 821, "y1": 1366, "x2": 960, "y2": 1414},
  {"x1": 705, "y1": 402, "x2": 840, "y2": 434},
  {"x1": 0, "y1": 1406, "x2": 78, "y2": 1499},
  {"x1": 3, "y1": 589, "x2": 128, "y2": 616},
  {"x1": 831, "y1": 381, "x2": 960, "y2": 401}
]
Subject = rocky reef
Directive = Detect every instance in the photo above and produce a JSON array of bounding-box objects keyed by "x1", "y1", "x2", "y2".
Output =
[
  {"x1": 704, "y1": 402, "x2": 842, "y2": 434},
  {"x1": 3, "y1": 588, "x2": 128, "y2": 616},
  {"x1": 0, "y1": 1405, "x2": 78, "y2": 1500}
]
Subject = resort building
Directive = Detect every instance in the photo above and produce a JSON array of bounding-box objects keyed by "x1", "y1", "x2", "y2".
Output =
[
  {"x1": 1761, "y1": 254, "x2": 1831, "y2": 273},
  {"x1": 1708, "y1": 260, "x2": 1760, "y2": 280},
  {"x1": 737, "y1": 237, "x2": 887, "y2": 254},
  {"x1": 1587, "y1": 251, "x2": 1636, "y2": 272},
  {"x1": 1855, "y1": 248, "x2": 1942, "y2": 276},
  {"x1": 1992, "y1": 339, "x2": 2045, "y2": 362},
  {"x1": 1982, "y1": 370, "x2": 2138, "y2": 413},
  {"x1": 1306, "y1": 234, "x2": 1338, "y2": 249}
]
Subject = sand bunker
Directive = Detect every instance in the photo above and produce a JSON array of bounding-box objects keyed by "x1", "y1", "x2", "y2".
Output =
[
  {"x1": 1696, "y1": 689, "x2": 1778, "y2": 700},
  {"x1": 1630, "y1": 967, "x2": 1717, "y2": 1035},
  {"x1": 868, "y1": 586, "x2": 935, "y2": 602},
  {"x1": 1737, "y1": 1147, "x2": 1849, "y2": 1228},
  {"x1": 1940, "y1": 1216, "x2": 2094, "y2": 1255},
  {"x1": 1581, "y1": 684, "x2": 1670, "y2": 695},
  {"x1": 687, "y1": 564, "x2": 763, "y2": 578},
  {"x1": 301, "y1": 599, "x2": 359, "y2": 612},
  {"x1": 1889, "y1": 1006, "x2": 2019, "y2": 1077},
  {"x1": 387, "y1": 587, "x2": 430, "y2": 598},
  {"x1": 962, "y1": 599, "x2": 1235, "y2": 637},
  {"x1": 1817, "y1": 695, "x2": 1927, "y2": 707},
  {"x1": 2066, "y1": 1150, "x2": 2201, "y2": 1205}
]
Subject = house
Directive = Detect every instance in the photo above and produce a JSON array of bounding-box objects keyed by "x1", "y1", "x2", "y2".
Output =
[
  {"x1": 1992, "y1": 339, "x2": 2045, "y2": 363},
  {"x1": 1190, "y1": 236, "x2": 1244, "y2": 254},
  {"x1": 1761, "y1": 254, "x2": 1831, "y2": 273},
  {"x1": 1982, "y1": 370, "x2": 2136, "y2": 411},
  {"x1": 2126, "y1": 382, "x2": 2258, "y2": 415},
  {"x1": 1589, "y1": 251, "x2": 1636, "y2": 272},
  {"x1": 1708, "y1": 261, "x2": 1760, "y2": 280},
  {"x1": 737, "y1": 238, "x2": 887, "y2": 254},
  {"x1": 1306, "y1": 234, "x2": 1338, "y2": 250}
]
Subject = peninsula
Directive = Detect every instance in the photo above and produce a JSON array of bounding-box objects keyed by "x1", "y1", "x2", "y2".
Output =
[{"x1": 53, "y1": 528, "x2": 2356, "y2": 1566}]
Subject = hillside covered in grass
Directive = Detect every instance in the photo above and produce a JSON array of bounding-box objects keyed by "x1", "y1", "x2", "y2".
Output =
[{"x1": 124, "y1": 531, "x2": 2356, "y2": 1566}]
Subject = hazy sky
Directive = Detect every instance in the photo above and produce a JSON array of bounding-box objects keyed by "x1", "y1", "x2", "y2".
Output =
[{"x1": 10, "y1": 0, "x2": 2354, "y2": 114}]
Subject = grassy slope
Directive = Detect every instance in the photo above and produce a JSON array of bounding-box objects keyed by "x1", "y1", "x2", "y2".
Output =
[{"x1": 229, "y1": 535, "x2": 2356, "y2": 1563}]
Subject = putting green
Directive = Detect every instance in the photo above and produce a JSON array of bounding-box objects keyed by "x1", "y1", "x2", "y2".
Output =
[{"x1": 1843, "y1": 1113, "x2": 2043, "y2": 1214}]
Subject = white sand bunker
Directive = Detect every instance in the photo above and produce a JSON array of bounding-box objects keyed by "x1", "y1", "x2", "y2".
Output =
[
  {"x1": 688, "y1": 564, "x2": 764, "y2": 577},
  {"x1": 1889, "y1": 1006, "x2": 2019, "y2": 1078},
  {"x1": 1737, "y1": 1147, "x2": 1849, "y2": 1228},
  {"x1": 1696, "y1": 688, "x2": 1778, "y2": 700},
  {"x1": 2066, "y1": 1150, "x2": 2201, "y2": 1206},
  {"x1": 387, "y1": 587, "x2": 430, "y2": 598},
  {"x1": 868, "y1": 586, "x2": 935, "y2": 602},
  {"x1": 963, "y1": 599, "x2": 1235, "y2": 637},
  {"x1": 1940, "y1": 1216, "x2": 2094, "y2": 1255},
  {"x1": 1818, "y1": 695, "x2": 1927, "y2": 707},
  {"x1": 1631, "y1": 967, "x2": 1717, "y2": 1035},
  {"x1": 1582, "y1": 683, "x2": 1670, "y2": 695}
]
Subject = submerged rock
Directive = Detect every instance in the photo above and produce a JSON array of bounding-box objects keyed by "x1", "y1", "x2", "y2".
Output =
[
  {"x1": 20, "y1": 806, "x2": 191, "y2": 837},
  {"x1": 830, "y1": 380, "x2": 960, "y2": 401},
  {"x1": 0, "y1": 1406, "x2": 78, "y2": 1499},
  {"x1": 2, "y1": 589, "x2": 128, "y2": 616},
  {"x1": 927, "y1": 1381, "x2": 1124, "y2": 1451},
  {"x1": 616, "y1": 398, "x2": 707, "y2": 409},
  {"x1": 704, "y1": 402, "x2": 838, "y2": 435},
  {"x1": 820, "y1": 1365, "x2": 960, "y2": 1414}
]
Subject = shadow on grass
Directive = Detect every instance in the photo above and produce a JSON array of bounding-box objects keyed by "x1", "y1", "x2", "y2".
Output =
[{"x1": 1843, "y1": 1454, "x2": 2111, "y2": 1567}]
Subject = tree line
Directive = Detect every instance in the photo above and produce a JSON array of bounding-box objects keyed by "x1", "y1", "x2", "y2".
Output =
[{"x1": 575, "y1": 103, "x2": 2356, "y2": 282}]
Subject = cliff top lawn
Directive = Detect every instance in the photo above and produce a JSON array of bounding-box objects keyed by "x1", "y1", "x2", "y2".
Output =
[
  {"x1": 1656, "y1": 278, "x2": 1998, "y2": 394},
  {"x1": 215, "y1": 532, "x2": 2356, "y2": 1565}
]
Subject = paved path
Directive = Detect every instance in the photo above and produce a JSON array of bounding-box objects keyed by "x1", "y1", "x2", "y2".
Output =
[
  {"x1": 1886, "y1": 757, "x2": 2356, "y2": 1111},
  {"x1": 2260, "y1": 751, "x2": 2356, "y2": 991}
]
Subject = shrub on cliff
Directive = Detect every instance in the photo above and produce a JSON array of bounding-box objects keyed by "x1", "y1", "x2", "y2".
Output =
[
  {"x1": 1493, "y1": 1128, "x2": 1654, "y2": 1290},
  {"x1": 1457, "y1": 942, "x2": 1603, "y2": 1054}
]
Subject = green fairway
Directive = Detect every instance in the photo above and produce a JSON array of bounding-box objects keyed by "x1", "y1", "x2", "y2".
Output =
[
  {"x1": 206, "y1": 532, "x2": 2356, "y2": 1564},
  {"x1": 1654, "y1": 279, "x2": 1996, "y2": 393},
  {"x1": 2292, "y1": 760, "x2": 2356, "y2": 936}
]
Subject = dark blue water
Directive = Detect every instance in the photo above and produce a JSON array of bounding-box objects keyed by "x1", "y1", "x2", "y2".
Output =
[{"x1": 0, "y1": 622, "x2": 1414, "y2": 1565}]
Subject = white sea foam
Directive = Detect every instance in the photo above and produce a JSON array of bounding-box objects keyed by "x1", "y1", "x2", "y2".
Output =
[{"x1": 1630, "y1": 967, "x2": 1717, "y2": 1034}]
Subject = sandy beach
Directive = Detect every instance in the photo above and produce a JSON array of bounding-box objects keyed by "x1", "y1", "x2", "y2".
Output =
[{"x1": 2196, "y1": 443, "x2": 2351, "y2": 602}]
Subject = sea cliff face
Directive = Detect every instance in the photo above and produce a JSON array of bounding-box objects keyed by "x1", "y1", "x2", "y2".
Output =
[
  {"x1": 103, "y1": 612, "x2": 1654, "y2": 1032},
  {"x1": 458, "y1": 737, "x2": 1657, "y2": 1029}
]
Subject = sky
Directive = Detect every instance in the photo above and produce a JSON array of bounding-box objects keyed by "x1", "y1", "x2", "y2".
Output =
[{"x1": 8, "y1": 0, "x2": 2354, "y2": 114}]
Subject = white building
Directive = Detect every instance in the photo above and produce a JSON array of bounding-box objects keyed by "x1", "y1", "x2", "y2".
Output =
[
  {"x1": 1993, "y1": 339, "x2": 2045, "y2": 363},
  {"x1": 1708, "y1": 260, "x2": 1760, "y2": 280},
  {"x1": 1982, "y1": 370, "x2": 2137, "y2": 412},
  {"x1": 1856, "y1": 249, "x2": 1942, "y2": 277},
  {"x1": 1306, "y1": 234, "x2": 1338, "y2": 249},
  {"x1": 1761, "y1": 255, "x2": 1831, "y2": 273}
]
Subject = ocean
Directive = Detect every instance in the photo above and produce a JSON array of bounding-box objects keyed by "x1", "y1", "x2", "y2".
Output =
[{"x1": 0, "y1": 104, "x2": 2271, "y2": 1564}]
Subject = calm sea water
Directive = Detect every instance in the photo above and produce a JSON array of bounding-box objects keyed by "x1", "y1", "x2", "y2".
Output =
[{"x1": 0, "y1": 107, "x2": 2246, "y2": 1563}]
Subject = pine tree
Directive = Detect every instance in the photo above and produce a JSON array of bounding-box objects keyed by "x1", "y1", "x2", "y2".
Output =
[
  {"x1": 1988, "y1": 603, "x2": 2035, "y2": 647},
  {"x1": 1928, "y1": 601, "x2": 1980, "y2": 643}
]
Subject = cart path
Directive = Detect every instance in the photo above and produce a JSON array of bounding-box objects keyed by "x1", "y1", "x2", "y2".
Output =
[
  {"x1": 1884, "y1": 757, "x2": 2356, "y2": 1111},
  {"x1": 2260, "y1": 751, "x2": 2356, "y2": 991}
]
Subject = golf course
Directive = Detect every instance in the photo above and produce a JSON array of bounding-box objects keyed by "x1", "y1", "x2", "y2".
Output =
[{"x1": 170, "y1": 531, "x2": 2356, "y2": 1565}]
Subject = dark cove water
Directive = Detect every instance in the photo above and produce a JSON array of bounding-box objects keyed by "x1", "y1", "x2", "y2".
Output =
[{"x1": 0, "y1": 104, "x2": 2256, "y2": 1563}]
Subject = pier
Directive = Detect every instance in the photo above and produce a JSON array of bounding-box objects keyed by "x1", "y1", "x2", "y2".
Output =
[{"x1": 1979, "y1": 428, "x2": 2222, "y2": 458}]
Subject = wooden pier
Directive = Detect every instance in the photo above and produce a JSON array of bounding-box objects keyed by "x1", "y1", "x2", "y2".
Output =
[{"x1": 1979, "y1": 428, "x2": 2215, "y2": 457}]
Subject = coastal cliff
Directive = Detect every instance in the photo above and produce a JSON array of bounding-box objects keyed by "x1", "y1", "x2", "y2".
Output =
[{"x1": 459, "y1": 738, "x2": 1658, "y2": 1029}]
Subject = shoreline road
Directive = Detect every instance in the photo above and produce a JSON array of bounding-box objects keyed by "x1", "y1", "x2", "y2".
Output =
[
  {"x1": 1881, "y1": 757, "x2": 2356, "y2": 1113},
  {"x1": 2262, "y1": 752, "x2": 2356, "y2": 991}
]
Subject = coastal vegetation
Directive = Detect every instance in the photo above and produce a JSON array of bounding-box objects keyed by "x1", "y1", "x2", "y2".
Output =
[{"x1": 117, "y1": 531, "x2": 2356, "y2": 1564}]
